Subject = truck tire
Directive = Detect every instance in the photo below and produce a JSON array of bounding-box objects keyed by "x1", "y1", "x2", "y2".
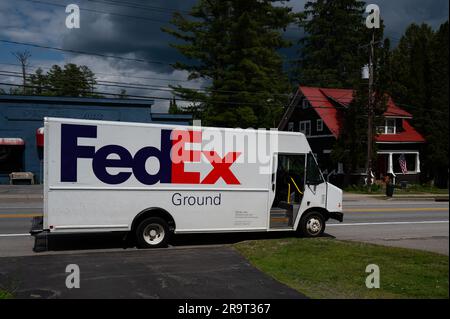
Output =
[
  {"x1": 135, "y1": 217, "x2": 170, "y2": 248},
  {"x1": 298, "y1": 211, "x2": 325, "y2": 238}
]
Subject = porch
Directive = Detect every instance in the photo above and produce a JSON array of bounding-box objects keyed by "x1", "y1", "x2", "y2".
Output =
[{"x1": 375, "y1": 151, "x2": 421, "y2": 183}]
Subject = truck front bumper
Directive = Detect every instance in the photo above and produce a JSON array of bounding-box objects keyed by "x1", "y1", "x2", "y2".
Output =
[{"x1": 328, "y1": 211, "x2": 344, "y2": 223}]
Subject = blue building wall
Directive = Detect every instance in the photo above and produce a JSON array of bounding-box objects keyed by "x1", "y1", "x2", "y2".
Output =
[{"x1": 0, "y1": 95, "x2": 191, "y2": 184}]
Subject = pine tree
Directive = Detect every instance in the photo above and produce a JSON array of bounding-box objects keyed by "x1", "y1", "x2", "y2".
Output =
[
  {"x1": 295, "y1": 0, "x2": 367, "y2": 87},
  {"x1": 168, "y1": 97, "x2": 181, "y2": 114},
  {"x1": 29, "y1": 64, "x2": 97, "y2": 97},
  {"x1": 428, "y1": 22, "x2": 449, "y2": 187},
  {"x1": 163, "y1": 0, "x2": 294, "y2": 128},
  {"x1": 389, "y1": 22, "x2": 449, "y2": 187}
]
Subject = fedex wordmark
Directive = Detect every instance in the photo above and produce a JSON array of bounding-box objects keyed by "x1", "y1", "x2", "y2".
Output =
[{"x1": 60, "y1": 124, "x2": 241, "y2": 185}]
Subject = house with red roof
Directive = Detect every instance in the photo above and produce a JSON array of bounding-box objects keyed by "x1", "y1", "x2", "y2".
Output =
[{"x1": 278, "y1": 86, "x2": 426, "y2": 185}]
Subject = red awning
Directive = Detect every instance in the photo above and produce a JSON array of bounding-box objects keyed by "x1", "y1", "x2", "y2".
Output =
[
  {"x1": 0, "y1": 138, "x2": 25, "y2": 146},
  {"x1": 36, "y1": 127, "x2": 44, "y2": 147}
]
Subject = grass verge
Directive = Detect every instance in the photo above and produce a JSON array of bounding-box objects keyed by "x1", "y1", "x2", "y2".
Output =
[
  {"x1": 0, "y1": 290, "x2": 13, "y2": 299},
  {"x1": 234, "y1": 238, "x2": 449, "y2": 299},
  {"x1": 345, "y1": 184, "x2": 449, "y2": 195}
]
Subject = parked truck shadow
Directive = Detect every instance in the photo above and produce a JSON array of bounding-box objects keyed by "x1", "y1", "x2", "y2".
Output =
[{"x1": 34, "y1": 231, "x2": 336, "y2": 252}]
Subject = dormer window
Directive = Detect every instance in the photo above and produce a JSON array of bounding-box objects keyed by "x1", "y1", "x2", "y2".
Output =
[{"x1": 377, "y1": 119, "x2": 397, "y2": 135}]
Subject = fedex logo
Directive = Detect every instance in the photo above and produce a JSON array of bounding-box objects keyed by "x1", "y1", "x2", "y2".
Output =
[{"x1": 60, "y1": 124, "x2": 241, "y2": 185}]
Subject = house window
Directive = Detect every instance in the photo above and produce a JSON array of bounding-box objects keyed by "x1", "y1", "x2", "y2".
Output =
[
  {"x1": 377, "y1": 119, "x2": 397, "y2": 134},
  {"x1": 316, "y1": 119, "x2": 323, "y2": 132},
  {"x1": 299, "y1": 121, "x2": 311, "y2": 136},
  {"x1": 288, "y1": 122, "x2": 294, "y2": 132},
  {"x1": 302, "y1": 99, "x2": 310, "y2": 109},
  {"x1": 386, "y1": 119, "x2": 396, "y2": 134}
]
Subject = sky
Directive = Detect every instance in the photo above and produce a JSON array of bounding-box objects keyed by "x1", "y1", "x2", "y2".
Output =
[{"x1": 0, "y1": 0, "x2": 448, "y2": 112}]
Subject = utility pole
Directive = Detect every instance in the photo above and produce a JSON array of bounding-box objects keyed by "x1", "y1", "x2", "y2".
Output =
[
  {"x1": 12, "y1": 50, "x2": 31, "y2": 91},
  {"x1": 366, "y1": 29, "x2": 375, "y2": 187}
]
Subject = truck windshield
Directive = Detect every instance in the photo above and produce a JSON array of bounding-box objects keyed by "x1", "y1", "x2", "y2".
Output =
[{"x1": 306, "y1": 153, "x2": 324, "y2": 185}]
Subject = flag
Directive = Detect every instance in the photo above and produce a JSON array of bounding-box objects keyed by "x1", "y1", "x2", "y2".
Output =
[{"x1": 399, "y1": 154, "x2": 408, "y2": 174}]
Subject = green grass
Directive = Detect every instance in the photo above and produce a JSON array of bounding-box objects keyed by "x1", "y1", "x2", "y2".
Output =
[
  {"x1": 0, "y1": 290, "x2": 13, "y2": 299},
  {"x1": 234, "y1": 238, "x2": 449, "y2": 299}
]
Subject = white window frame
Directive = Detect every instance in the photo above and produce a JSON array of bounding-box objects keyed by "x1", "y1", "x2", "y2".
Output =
[
  {"x1": 316, "y1": 119, "x2": 324, "y2": 132},
  {"x1": 385, "y1": 119, "x2": 396, "y2": 134},
  {"x1": 299, "y1": 120, "x2": 311, "y2": 136},
  {"x1": 377, "y1": 119, "x2": 397, "y2": 135}
]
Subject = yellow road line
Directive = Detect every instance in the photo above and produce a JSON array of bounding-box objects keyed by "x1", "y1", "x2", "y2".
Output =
[
  {"x1": 0, "y1": 213, "x2": 42, "y2": 218},
  {"x1": 0, "y1": 208, "x2": 447, "y2": 219},
  {"x1": 345, "y1": 208, "x2": 448, "y2": 213}
]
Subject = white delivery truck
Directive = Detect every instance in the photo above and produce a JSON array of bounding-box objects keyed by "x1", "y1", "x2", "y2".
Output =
[{"x1": 32, "y1": 117, "x2": 343, "y2": 248}]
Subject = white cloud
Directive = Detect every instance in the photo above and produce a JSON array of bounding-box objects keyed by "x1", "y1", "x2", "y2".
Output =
[{"x1": 65, "y1": 54, "x2": 206, "y2": 113}]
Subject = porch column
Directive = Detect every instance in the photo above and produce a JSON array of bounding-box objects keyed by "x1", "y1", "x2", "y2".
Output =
[
  {"x1": 416, "y1": 153, "x2": 421, "y2": 173},
  {"x1": 387, "y1": 153, "x2": 394, "y2": 174}
]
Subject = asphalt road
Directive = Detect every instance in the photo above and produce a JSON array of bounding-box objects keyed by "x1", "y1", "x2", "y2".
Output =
[
  {"x1": 327, "y1": 200, "x2": 449, "y2": 255},
  {"x1": 0, "y1": 194, "x2": 448, "y2": 299},
  {"x1": 0, "y1": 197, "x2": 448, "y2": 256},
  {"x1": 0, "y1": 246, "x2": 304, "y2": 299}
]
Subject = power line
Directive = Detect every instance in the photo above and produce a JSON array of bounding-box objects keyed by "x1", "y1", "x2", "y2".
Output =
[
  {"x1": 0, "y1": 39, "x2": 171, "y2": 66},
  {"x1": 85, "y1": 0, "x2": 190, "y2": 15},
  {"x1": 0, "y1": 82, "x2": 293, "y2": 107},
  {"x1": 22, "y1": 0, "x2": 171, "y2": 24},
  {"x1": 0, "y1": 62, "x2": 196, "y2": 83},
  {"x1": 2, "y1": 70, "x2": 442, "y2": 111},
  {"x1": 3, "y1": 80, "x2": 447, "y2": 116},
  {"x1": 3, "y1": 71, "x2": 447, "y2": 114},
  {"x1": 19, "y1": 0, "x2": 301, "y2": 32},
  {"x1": 0, "y1": 69, "x2": 292, "y2": 97},
  {"x1": 23, "y1": 0, "x2": 300, "y2": 30}
]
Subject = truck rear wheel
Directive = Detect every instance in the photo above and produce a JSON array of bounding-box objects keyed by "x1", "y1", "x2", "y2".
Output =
[
  {"x1": 299, "y1": 211, "x2": 325, "y2": 238},
  {"x1": 135, "y1": 217, "x2": 170, "y2": 248}
]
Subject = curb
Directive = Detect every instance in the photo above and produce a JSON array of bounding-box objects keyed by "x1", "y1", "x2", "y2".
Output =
[
  {"x1": 0, "y1": 194, "x2": 43, "y2": 200},
  {"x1": 382, "y1": 197, "x2": 448, "y2": 202},
  {"x1": 344, "y1": 194, "x2": 449, "y2": 202},
  {"x1": 345, "y1": 197, "x2": 449, "y2": 202}
]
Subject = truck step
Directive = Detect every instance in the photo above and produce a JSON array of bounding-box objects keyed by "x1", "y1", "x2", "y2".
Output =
[
  {"x1": 33, "y1": 232, "x2": 48, "y2": 252},
  {"x1": 30, "y1": 216, "x2": 44, "y2": 234},
  {"x1": 269, "y1": 215, "x2": 293, "y2": 228}
]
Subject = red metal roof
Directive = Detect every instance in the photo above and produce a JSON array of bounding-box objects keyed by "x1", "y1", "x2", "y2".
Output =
[
  {"x1": 319, "y1": 88, "x2": 354, "y2": 107},
  {"x1": 375, "y1": 120, "x2": 425, "y2": 143},
  {"x1": 384, "y1": 97, "x2": 412, "y2": 118},
  {"x1": 299, "y1": 86, "x2": 424, "y2": 142},
  {"x1": 300, "y1": 86, "x2": 343, "y2": 137}
]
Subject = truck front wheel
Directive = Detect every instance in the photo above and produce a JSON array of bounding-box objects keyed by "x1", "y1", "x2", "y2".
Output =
[
  {"x1": 135, "y1": 217, "x2": 170, "y2": 248},
  {"x1": 299, "y1": 211, "x2": 325, "y2": 238}
]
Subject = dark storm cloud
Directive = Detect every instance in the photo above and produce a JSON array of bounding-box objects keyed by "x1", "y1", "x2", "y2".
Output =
[
  {"x1": 376, "y1": 0, "x2": 449, "y2": 39},
  {"x1": 61, "y1": 0, "x2": 448, "y2": 72},
  {"x1": 61, "y1": 0, "x2": 197, "y2": 73}
]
